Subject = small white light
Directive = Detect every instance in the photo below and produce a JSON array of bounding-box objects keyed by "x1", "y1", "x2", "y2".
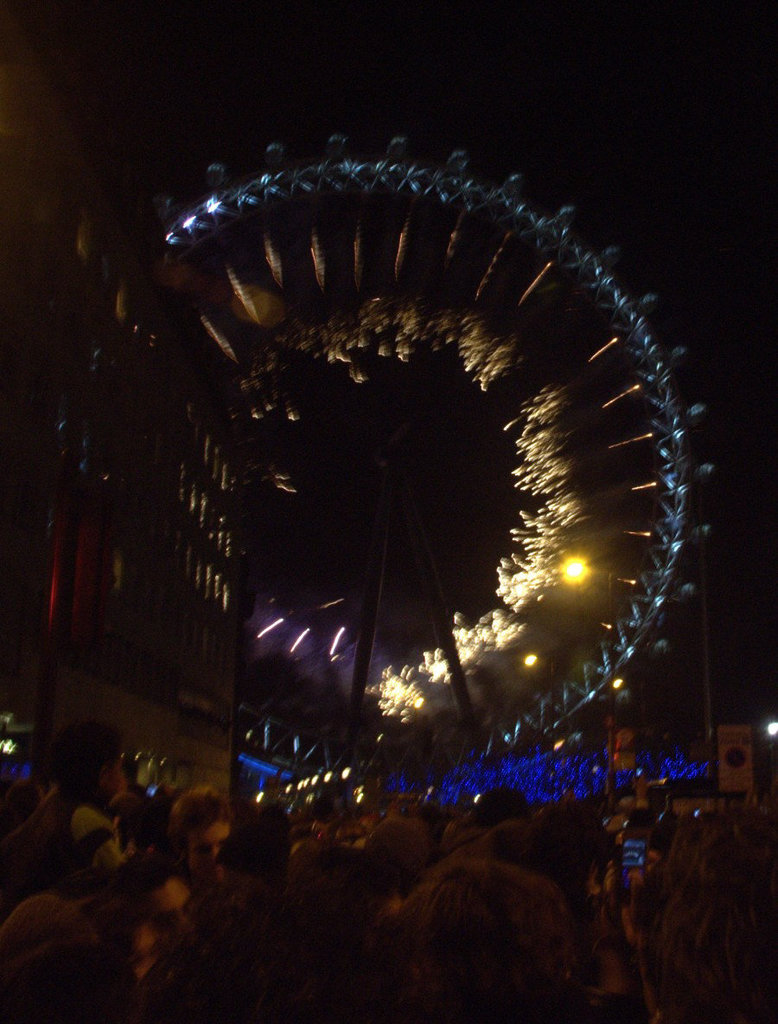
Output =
[{"x1": 341, "y1": 767, "x2": 351, "y2": 780}]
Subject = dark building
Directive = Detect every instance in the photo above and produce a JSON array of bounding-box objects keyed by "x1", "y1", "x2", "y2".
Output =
[{"x1": 0, "y1": 4, "x2": 243, "y2": 789}]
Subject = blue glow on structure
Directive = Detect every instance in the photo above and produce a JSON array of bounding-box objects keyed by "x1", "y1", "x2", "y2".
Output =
[
  {"x1": 238, "y1": 752, "x2": 293, "y2": 785},
  {"x1": 386, "y1": 747, "x2": 709, "y2": 806}
]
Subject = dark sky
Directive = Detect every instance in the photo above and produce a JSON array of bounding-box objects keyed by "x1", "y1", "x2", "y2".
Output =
[{"x1": 46, "y1": 2, "x2": 778, "y2": 731}]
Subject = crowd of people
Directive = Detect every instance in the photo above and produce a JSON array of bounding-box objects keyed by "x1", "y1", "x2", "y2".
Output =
[{"x1": 1, "y1": 718, "x2": 777, "y2": 1024}]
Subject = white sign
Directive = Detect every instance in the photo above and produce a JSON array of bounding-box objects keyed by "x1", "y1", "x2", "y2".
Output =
[{"x1": 717, "y1": 724, "x2": 753, "y2": 793}]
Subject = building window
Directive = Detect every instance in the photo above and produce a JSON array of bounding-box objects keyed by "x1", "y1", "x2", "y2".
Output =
[
  {"x1": 89, "y1": 341, "x2": 102, "y2": 373},
  {"x1": 76, "y1": 213, "x2": 94, "y2": 264},
  {"x1": 115, "y1": 280, "x2": 129, "y2": 324}
]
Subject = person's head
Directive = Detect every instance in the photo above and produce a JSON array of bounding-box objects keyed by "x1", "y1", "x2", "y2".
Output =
[
  {"x1": 267, "y1": 842, "x2": 403, "y2": 1023},
  {"x1": 364, "y1": 815, "x2": 432, "y2": 895},
  {"x1": 84, "y1": 852, "x2": 191, "y2": 980},
  {"x1": 3, "y1": 779, "x2": 44, "y2": 825},
  {"x1": 471, "y1": 786, "x2": 530, "y2": 828},
  {"x1": 218, "y1": 804, "x2": 290, "y2": 888},
  {"x1": 136, "y1": 877, "x2": 274, "y2": 1024},
  {"x1": 513, "y1": 799, "x2": 609, "y2": 922},
  {"x1": 135, "y1": 792, "x2": 176, "y2": 855},
  {"x1": 0, "y1": 937, "x2": 133, "y2": 1024},
  {"x1": 650, "y1": 811, "x2": 778, "y2": 1024},
  {"x1": 49, "y1": 721, "x2": 125, "y2": 805},
  {"x1": 167, "y1": 788, "x2": 232, "y2": 891},
  {"x1": 392, "y1": 857, "x2": 581, "y2": 1024}
]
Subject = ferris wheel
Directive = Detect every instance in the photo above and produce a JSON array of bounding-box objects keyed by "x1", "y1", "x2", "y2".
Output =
[{"x1": 162, "y1": 135, "x2": 694, "y2": 745}]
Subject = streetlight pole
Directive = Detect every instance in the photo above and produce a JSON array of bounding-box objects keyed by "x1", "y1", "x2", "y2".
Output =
[
  {"x1": 606, "y1": 677, "x2": 624, "y2": 812},
  {"x1": 562, "y1": 559, "x2": 631, "y2": 812},
  {"x1": 768, "y1": 722, "x2": 778, "y2": 798}
]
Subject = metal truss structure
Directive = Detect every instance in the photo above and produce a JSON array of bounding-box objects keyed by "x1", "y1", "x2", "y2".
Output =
[
  {"x1": 163, "y1": 136, "x2": 695, "y2": 756},
  {"x1": 237, "y1": 701, "x2": 472, "y2": 784}
]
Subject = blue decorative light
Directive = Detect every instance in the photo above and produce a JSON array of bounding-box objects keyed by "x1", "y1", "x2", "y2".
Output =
[{"x1": 386, "y1": 746, "x2": 709, "y2": 807}]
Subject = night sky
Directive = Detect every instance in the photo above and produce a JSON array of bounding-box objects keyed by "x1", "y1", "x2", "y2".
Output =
[{"x1": 43, "y1": 2, "x2": 778, "y2": 733}]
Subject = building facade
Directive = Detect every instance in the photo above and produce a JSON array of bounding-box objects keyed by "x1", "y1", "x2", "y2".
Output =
[{"x1": 0, "y1": 4, "x2": 242, "y2": 790}]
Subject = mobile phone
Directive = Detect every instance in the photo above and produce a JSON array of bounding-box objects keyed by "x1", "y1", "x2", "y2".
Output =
[{"x1": 621, "y1": 834, "x2": 647, "y2": 891}]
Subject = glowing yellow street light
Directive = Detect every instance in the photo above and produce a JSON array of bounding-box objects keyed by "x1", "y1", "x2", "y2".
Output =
[
  {"x1": 563, "y1": 558, "x2": 589, "y2": 581},
  {"x1": 523, "y1": 653, "x2": 539, "y2": 667},
  {"x1": 612, "y1": 677, "x2": 624, "y2": 690}
]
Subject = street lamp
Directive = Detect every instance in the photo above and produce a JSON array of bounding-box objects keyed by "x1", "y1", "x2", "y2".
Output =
[
  {"x1": 562, "y1": 558, "x2": 636, "y2": 810},
  {"x1": 768, "y1": 722, "x2": 778, "y2": 791},
  {"x1": 563, "y1": 558, "x2": 589, "y2": 582},
  {"x1": 604, "y1": 675, "x2": 628, "y2": 812},
  {"x1": 522, "y1": 651, "x2": 556, "y2": 738}
]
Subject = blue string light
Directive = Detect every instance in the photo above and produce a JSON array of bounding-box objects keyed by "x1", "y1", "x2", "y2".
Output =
[{"x1": 386, "y1": 746, "x2": 709, "y2": 806}]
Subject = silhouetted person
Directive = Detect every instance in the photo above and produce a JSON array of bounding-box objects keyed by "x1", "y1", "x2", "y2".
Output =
[{"x1": 0, "y1": 720, "x2": 126, "y2": 918}]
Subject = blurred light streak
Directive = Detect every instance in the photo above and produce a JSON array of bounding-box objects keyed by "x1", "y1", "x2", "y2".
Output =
[
  {"x1": 602, "y1": 384, "x2": 641, "y2": 409},
  {"x1": 588, "y1": 336, "x2": 620, "y2": 362},
  {"x1": 290, "y1": 628, "x2": 310, "y2": 653},
  {"x1": 608, "y1": 432, "x2": 653, "y2": 449},
  {"x1": 257, "y1": 617, "x2": 284, "y2": 639},
  {"x1": 329, "y1": 626, "x2": 346, "y2": 656},
  {"x1": 517, "y1": 261, "x2": 552, "y2": 306}
]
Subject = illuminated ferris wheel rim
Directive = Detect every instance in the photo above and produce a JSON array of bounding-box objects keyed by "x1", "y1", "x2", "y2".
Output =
[{"x1": 163, "y1": 137, "x2": 693, "y2": 723}]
